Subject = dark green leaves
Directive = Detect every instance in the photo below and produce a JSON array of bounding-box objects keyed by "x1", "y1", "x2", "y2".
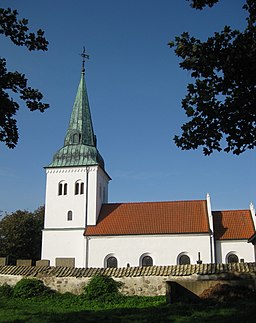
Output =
[
  {"x1": 170, "y1": 0, "x2": 256, "y2": 155},
  {"x1": 0, "y1": 8, "x2": 48, "y2": 50},
  {"x1": 0, "y1": 7, "x2": 49, "y2": 148},
  {"x1": 187, "y1": 0, "x2": 219, "y2": 10}
]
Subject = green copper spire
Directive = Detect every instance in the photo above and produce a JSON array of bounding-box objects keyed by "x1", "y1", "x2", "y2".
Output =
[
  {"x1": 48, "y1": 53, "x2": 105, "y2": 169},
  {"x1": 64, "y1": 70, "x2": 96, "y2": 147}
]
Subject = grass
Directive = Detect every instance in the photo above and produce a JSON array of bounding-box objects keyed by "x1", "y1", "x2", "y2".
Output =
[{"x1": 0, "y1": 293, "x2": 256, "y2": 322}]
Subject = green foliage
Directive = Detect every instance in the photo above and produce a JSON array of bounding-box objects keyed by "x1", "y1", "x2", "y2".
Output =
[
  {"x1": 13, "y1": 278, "x2": 51, "y2": 298},
  {"x1": 83, "y1": 275, "x2": 123, "y2": 301},
  {"x1": 170, "y1": 0, "x2": 256, "y2": 155},
  {"x1": 0, "y1": 7, "x2": 49, "y2": 148},
  {"x1": 0, "y1": 293, "x2": 256, "y2": 322},
  {"x1": 0, "y1": 283, "x2": 13, "y2": 298},
  {"x1": 0, "y1": 206, "x2": 44, "y2": 261}
]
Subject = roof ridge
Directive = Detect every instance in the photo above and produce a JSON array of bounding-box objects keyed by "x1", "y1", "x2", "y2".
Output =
[{"x1": 104, "y1": 199, "x2": 207, "y2": 206}]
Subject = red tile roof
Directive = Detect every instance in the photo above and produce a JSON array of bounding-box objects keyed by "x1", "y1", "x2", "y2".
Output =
[
  {"x1": 213, "y1": 210, "x2": 255, "y2": 240},
  {"x1": 85, "y1": 200, "x2": 210, "y2": 236}
]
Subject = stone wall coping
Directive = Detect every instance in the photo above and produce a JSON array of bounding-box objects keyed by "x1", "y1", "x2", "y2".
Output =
[{"x1": 0, "y1": 262, "x2": 256, "y2": 278}]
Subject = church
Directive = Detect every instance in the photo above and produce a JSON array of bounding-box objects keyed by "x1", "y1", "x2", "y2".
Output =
[{"x1": 41, "y1": 58, "x2": 256, "y2": 268}]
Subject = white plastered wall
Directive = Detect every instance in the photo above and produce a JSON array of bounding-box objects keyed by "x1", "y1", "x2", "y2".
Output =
[
  {"x1": 41, "y1": 229, "x2": 85, "y2": 267},
  {"x1": 206, "y1": 193, "x2": 215, "y2": 263},
  {"x1": 44, "y1": 165, "x2": 109, "y2": 229},
  {"x1": 86, "y1": 234, "x2": 212, "y2": 268},
  {"x1": 87, "y1": 166, "x2": 109, "y2": 226},
  {"x1": 42, "y1": 165, "x2": 110, "y2": 265},
  {"x1": 44, "y1": 167, "x2": 88, "y2": 229},
  {"x1": 250, "y1": 202, "x2": 256, "y2": 229},
  {"x1": 215, "y1": 240, "x2": 255, "y2": 263}
]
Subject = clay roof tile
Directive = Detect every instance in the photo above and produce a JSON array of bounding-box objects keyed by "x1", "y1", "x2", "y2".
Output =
[
  {"x1": 213, "y1": 210, "x2": 255, "y2": 240},
  {"x1": 85, "y1": 200, "x2": 210, "y2": 236}
]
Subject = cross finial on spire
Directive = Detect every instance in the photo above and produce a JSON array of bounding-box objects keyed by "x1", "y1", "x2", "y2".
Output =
[{"x1": 81, "y1": 47, "x2": 89, "y2": 74}]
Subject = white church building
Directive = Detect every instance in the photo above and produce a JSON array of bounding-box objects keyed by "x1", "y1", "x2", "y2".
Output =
[{"x1": 41, "y1": 60, "x2": 256, "y2": 268}]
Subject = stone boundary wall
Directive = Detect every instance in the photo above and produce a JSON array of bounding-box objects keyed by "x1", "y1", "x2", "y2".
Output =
[
  {"x1": 166, "y1": 278, "x2": 256, "y2": 303},
  {"x1": 0, "y1": 262, "x2": 256, "y2": 296}
]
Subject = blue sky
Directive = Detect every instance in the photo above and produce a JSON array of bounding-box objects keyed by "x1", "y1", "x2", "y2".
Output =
[{"x1": 1, "y1": 0, "x2": 255, "y2": 214}]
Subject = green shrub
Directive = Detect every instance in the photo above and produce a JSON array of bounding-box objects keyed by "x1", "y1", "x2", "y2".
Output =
[
  {"x1": 13, "y1": 278, "x2": 52, "y2": 298},
  {"x1": 0, "y1": 283, "x2": 14, "y2": 298},
  {"x1": 84, "y1": 275, "x2": 123, "y2": 301}
]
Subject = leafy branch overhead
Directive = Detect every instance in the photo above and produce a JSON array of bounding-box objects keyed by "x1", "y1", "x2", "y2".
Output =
[
  {"x1": 0, "y1": 8, "x2": 49, "y2": 148},
  {"x1": 169, "y1": 0, "x2": 256, "y2": 155}
]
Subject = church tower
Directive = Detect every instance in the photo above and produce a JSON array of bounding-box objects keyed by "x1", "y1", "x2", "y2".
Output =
[{"x1": 41, "y1": 52, "x2": 110, "y2": 267}]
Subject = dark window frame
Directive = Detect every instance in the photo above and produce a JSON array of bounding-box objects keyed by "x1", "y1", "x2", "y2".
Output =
[
  {"x1": 75, "y1": 182, "x2": 79, "y2": 195},
  {"x1": 106, "y1": 256, "x2": 117, "y2": 268},
  {"x1": 141, "y1": 255, "x2": 153, "y2": 267},
  {"x1": 80, "y1": 182, "x2": 84, "y2": 195},
  {"x1": 179, "y1": 254, "x2": 190, "y2": 265},
  {"x1": 75, "y1": 181, "x2": 84, "y2": 195},
  {"x1": 58, "y1": 183, "x2": 63, "y2": 195},
  {"x1": 58, "y1": 182, "x2": 67, "y2": 196},
  {"x1": 67, "y1": 210, "x2": 72, "y2": 221},
  {"x1": 227, "y1": 254, "x2": 239, "y2": 264},
  {"x1": 63, "y1": 183, "x2": 67, "y2": 195}
]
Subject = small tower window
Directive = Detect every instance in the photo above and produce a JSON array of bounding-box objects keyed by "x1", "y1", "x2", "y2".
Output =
[
  {"x1": 67, "y1": 210, "x2": 73, "y2": 221},
  {"x1": 75, "y1": 181, "x2": 84, "y2": 195},
  {"x1": 75, "y1": 182, "x2": 79, "y2": 195},
  {"x1": 73, "y1": 133, "x2": 79, "y2": 144},
  {"x1": 58, "y1": 181, "x2": 67, "y2": 196},
  {"x1": 58, "y1": 183, "x2": 63, "y2": 195},
  {"x1": 63, "y1": 183, "x2": 67, "y2": 195},
  {"x1": 80, "y1": 182, "x2": 84, "y2": 195}
]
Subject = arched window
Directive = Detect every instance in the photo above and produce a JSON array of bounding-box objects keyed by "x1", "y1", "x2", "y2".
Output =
[
  {"x1": 75, "y1": 182, "x2": 79, "y2": 195},
  {"x1": 179, "y1": 254, "x2": 190, "y2": 265},
  {"x1": 80, "y1": 182, "x2": 84, "y2": 195},
  {"x1": 227, "y1": 254, "x2": 239, "y2": 264},
  {"x1": 106, "y1": 256, "x2": 118, "y2": 268},
  {"x1": 73, "y1": 133, "x2": 79, "y2": 144},
  {"x1": 58, "y1": 183, "x2": 63, "y2": 195},
  {"x1": 58, "y1": 181, "x2": 67, "y2": 196},
  {"x1": 67, "y1": 210, "x2": 72, "y2": 221},
  {"x1": 141, "y1": 255, "x2": 153, "y2": 267},
  {"x1": 75, "y1": 181, "x2": 84, "y2": 195},
  {"x1": 63, "y1": 183, "x2": 67, "y2": 195}
]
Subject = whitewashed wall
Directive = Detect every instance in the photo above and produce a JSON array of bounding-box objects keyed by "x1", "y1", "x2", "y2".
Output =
[
  {"x1": 42, "y1": 165, "x2": 109, "y2": 267},
  {"x1": 215, "y1": 240, "x2": 255, "y2": 263},
  {"x1": 41, "y1": 229, "x2": 85, "y2": 267},
  {"x1": 86, "y1": 234, "x2": 213, "y2": 268},
  {"x1": 44, "y1": 166, "x2": 109, "y2": 229},
  {"x1": 44, "y1": 167, "x2": 88, "y2": 228},
  {"x1": 87, "y1": 166, "x2": 109, "y2": 226}
]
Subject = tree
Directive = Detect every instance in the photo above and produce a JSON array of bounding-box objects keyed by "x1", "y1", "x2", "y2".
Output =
[
  {"x1": 169, "y1": 0, "x2": 256, "y2": 155},
  {"x1": 0, "y1": 8, "x2": 49, "y2": 148},
  {"x1": 0, "y1": 206, "x2": 44, "y2": 261}
]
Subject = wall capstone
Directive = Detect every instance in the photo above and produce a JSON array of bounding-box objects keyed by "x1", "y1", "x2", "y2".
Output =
[{"x1": 0, "y1": 263, "x2": 256, "y2": 296}]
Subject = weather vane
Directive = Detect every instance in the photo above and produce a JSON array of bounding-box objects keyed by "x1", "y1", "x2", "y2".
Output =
[{"x1": 81, "y1": 47, "x2": 89, "y2": 73}]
